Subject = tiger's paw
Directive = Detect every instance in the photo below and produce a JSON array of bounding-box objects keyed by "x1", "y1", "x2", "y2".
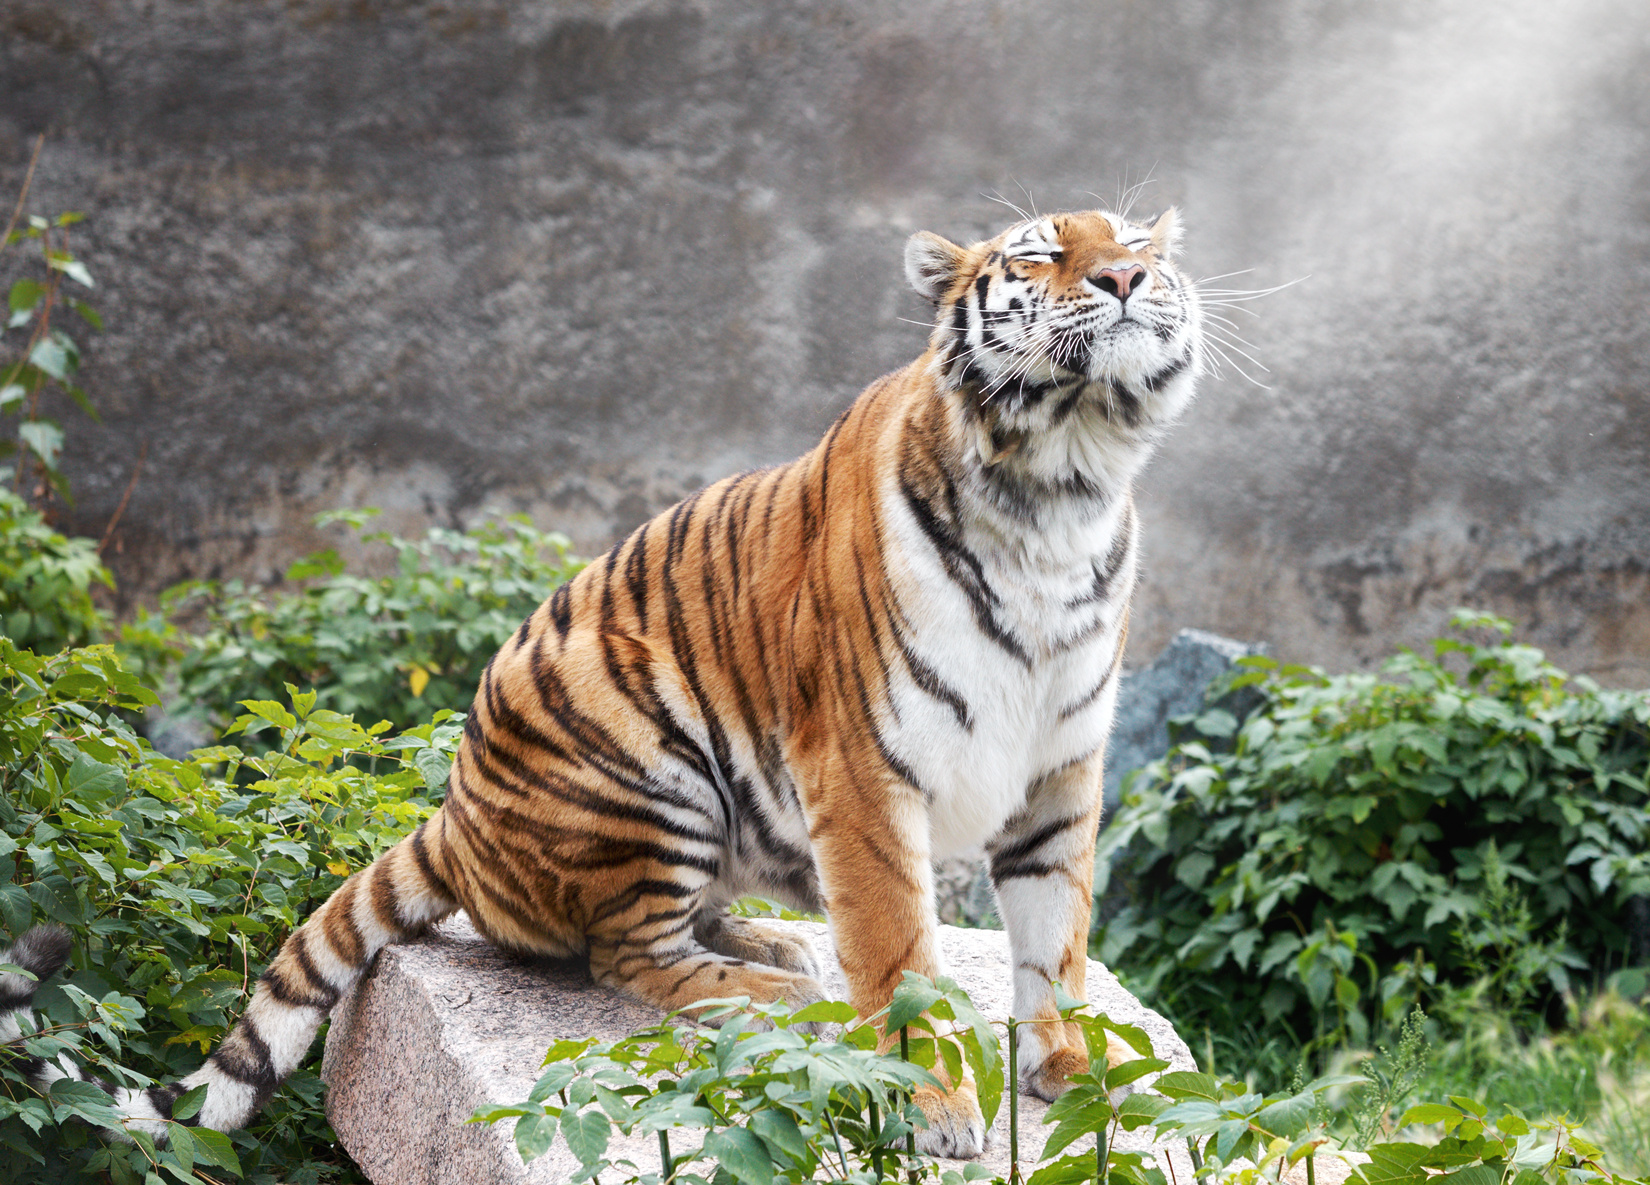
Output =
[
  {"x1": 1021, "y1": 1027, "x2": 1148, "y2": 1102},
  {"x1": 912, "y1": 1079, "x2": 986, "y2": 1159},
  {"x1": 1020, "y1": 1041, "x2": 1089, "y2": 1102}
]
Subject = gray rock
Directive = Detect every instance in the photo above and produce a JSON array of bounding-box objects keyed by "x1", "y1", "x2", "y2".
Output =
[
  {"x1": 321, "y1": 913, "x2": 1197, "y2": 1184},
  {"x1": 932, "y1": 853, "x2": 999, "y2": 930},
  {"x1": 1104, "y1": 629, "x2": 1265, "y2": 817},
  {"x1": 142, "y1": 709, "x2": 213, "y2": 762}
]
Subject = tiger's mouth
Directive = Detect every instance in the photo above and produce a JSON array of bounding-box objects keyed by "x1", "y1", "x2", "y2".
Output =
[{"x1": 1037, "y1": 312, "x2": 1180, "y2": 383}]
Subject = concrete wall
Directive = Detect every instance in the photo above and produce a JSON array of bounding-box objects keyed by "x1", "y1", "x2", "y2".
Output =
[{"x1": 5, "y1": 0, "x2": 1648, "y2": 683}]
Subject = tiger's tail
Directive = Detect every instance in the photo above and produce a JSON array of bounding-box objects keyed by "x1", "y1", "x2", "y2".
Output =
[{"x1": 9, "y1": 815, "x2": 457, "y2": 1138}]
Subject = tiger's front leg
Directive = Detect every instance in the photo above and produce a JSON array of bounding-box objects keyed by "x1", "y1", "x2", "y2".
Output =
[
  {"x1": 800, "y1": 745, "x2": 988, "y2": 1159},
  {"x1": 987, "y1": 753, "x2": 1133, "y2": 1100}
]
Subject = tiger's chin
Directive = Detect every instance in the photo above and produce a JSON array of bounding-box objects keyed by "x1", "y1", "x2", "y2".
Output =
[{"x1": 1086, "y1": 330, "x2": 1185, "y2": 388}]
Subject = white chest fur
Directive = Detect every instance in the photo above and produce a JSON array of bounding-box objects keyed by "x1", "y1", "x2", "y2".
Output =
[{"x1": 881, "y1": 489, "x2": 1135, "y2": 859}]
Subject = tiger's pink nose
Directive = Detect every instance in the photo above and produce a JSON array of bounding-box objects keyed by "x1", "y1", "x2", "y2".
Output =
[{"x1": 1093, "y1": 265, "x2": 1146, "y2": 302}]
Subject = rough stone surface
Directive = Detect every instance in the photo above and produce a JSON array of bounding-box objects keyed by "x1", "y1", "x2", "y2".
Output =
[
  {"x1": 1104, "y1": 629, "x2": 1265, "y2": 818},
  {"x1": 3, "y1": 0, "x2": 1649, "y2": 686},
  {"x1": 321, "y1": 913, "x2": 1197, "y2": 1184}
]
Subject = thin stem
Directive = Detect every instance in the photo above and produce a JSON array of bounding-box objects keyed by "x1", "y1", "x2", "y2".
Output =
[
  {"x1": 98, "y1": 440, "x2": 147, "y2": 555},
  {"x1": 901, "y1": 1025, "x2": 917, "y2": 1185},
  {"x1": 1, "y1": 134, "x2": 44, "y2": 250},
  {"x1": 1009, "y1": 1019, "x2": 1021, "y2": 1185},
  {"x1": 658, "y1": 1129, "x2": 672, "y2": 1185},
  {"x1": 824, "y1": 1106, "x2": 852, "y2": 1178},
  {"x1": 1187, "y1": 1137, "x2": 1204, "y2": 1173},
  {"x1": 869, "y1": 1096, "x2": 883, "y2": 1182},
  {"x1": 1306, "y1": 1151, "x2": 1316, "y2": 1185}
]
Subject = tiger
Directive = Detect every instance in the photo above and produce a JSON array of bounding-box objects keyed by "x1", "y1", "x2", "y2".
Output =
[{"x1": 4, "y1": 205, "x2": 1202, "y2": 1159}]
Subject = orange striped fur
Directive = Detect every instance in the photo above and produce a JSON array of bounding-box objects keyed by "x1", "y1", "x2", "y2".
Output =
[{"x1": 14, "y1": 208, "x2": 1203, "y2": 1158}]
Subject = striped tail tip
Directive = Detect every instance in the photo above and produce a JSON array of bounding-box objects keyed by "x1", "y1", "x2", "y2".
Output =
[{"x1": 1, "y1": 924, "x2": 73, "y2": 1045}]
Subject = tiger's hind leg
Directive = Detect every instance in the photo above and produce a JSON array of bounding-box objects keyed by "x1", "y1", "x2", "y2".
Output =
[
  {"x1": 693, "y1": 912, "x2": 822, "y2": 979},
  {"x1": 587, "y1": 920, "x2": 829, "y2": 1024}
]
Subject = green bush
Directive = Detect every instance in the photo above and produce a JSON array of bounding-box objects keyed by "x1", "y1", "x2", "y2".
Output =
[
  {"x1": 1095, "y1": 611, "x2": 1650, "y2": 1062},
  {"x1": 143, "y1": 510, "x2": 584, "y2": 732},
  {"x1": 0, "y1": 639, "x2": 460, "y2": 1184},
  {"x1": 476, "y1": 982, "x2": 1646, "y2": 1185},
  {"x1": 0, "y1": 487, "x2": 110, "y2": 653}
]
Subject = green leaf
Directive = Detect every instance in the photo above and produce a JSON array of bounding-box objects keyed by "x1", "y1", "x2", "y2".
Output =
[
  {"x1": 8, "y1": 278, "x2": 43, "y2": 318},
  {"x1": 1030, "y1": 1153, "x2": 1111, "y2": 1185},
  {"x1": 886, "y1": 974, "x2": 944, "y2": 1033},
  {"x1": 237, "y1": 699, "x2": 298, "y2": 731},
  {"x1": 1104, "y1": 1056, "x2": 1169, "y2": 1092},
  {"x1": 58, "y1": 259, "x2": 94, "y2": 288},
  {"x1": 170, "y1": 1084, "x2": 209, "y2": 1123},
  {"x1": 1353, "y1": 1143, "x2": 1433, "y2": 1185},
  {"x1": 1399, "y1": 1103, "x2": 1461, "y2": 1127},
  {"x1": 1194, "y1": 709, "x2": 1239, "y2": 738},
  {"x1": 1040, "y1": 1092, "x2": 1112, "y2": 1161},
  {"x1": 1098, "y1": 1017, "x2": 1154, "y2": 1059},
  {"x1": 749, "y1": 1108, "x2": 809, "y2": 1166},
  {"x1": 1175, "y1": 851, "x2": 1215, "y2": 890},
  {"x1": 559, "y1": 1108, "x2": 610, "y2": 1166},
  {"x1": 528, "y1": 1062, "x2": 577, "y2": 1104},
  {"x1": 68, "y1": 298, "x2": 102, "y2": 330},
  {"x1": 166, "y1": 1123, "x2": 197, "y2": 1177},
  {"x1": 514, "y1": 1110, "x2": 559, "y2": 1162},
  {"x1": 1117, "y1": 1091, "x2": 1170, "y2": 1130},
  {"x1": 1253, "y1": 1091, "x2": 1313, "y2": 1138},
  {"x1": 702, "y1": 1126, "x2": 777, "y2": 1185},
  {"x1": 789, "y1": 999, "x2": 857, "y2": 1026},
  {"x1": 18, "y1": 419, "x2": 64, "y2": 468},
  {"x1": 1154, "y1": 1071, "x2": 1223, "y2": 1102},
  {"x1": 27, "y1": 337, "x2": 72, "y2": 380},
  {"x1": 189, "y1": 1127, "x2": 242, "y2": 1175}
]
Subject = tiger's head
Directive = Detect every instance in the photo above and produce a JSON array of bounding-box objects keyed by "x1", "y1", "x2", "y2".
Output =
[{"x1": 905, "y1": 209, "x2": 1202, "y2": 471}]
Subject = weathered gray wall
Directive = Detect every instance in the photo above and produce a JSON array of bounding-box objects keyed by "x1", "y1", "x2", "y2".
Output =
[{"x1": 5, "y1": 0, "x2": 1648, "y2": 683}]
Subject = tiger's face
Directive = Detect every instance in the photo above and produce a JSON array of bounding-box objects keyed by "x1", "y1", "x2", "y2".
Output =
[{"x1": 905, "y1": 209, "x2": 1202, "y2": 429}]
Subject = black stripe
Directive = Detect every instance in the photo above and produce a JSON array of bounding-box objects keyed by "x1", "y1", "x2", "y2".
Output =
[
  {"x1": 989, "y1": 814, "x2": 1087, "y2": 882},
  {"x1": 410, "y1": 819, "x2": 453, "y2": 900},
  {"x1": 899, "y1": 475, "x2": 1031, "y2": 667},
  {"x1": 588, "y1": 878, "x2": 699, "y2": 926},
  {"x1": 548, "y1": 584, "x2": 573, "y2": 638},
  {"x1": 441, "y1": 784, "x2": 541, "y2": 912},
  {"x1": 833, "y1": 620, "x2": 930, "y2": 801},
  {"x1": 210, "y1": 1015, "x2": 280, "y2": 1102},
  {"x1": 1141, "y1": 351, "x2": 1189, "y2": 392},
  {"x1": 1058, "y1": 669, "x2": 1113, "y2": 720},
  {"x1": 623, "y1": 520, "x2": 653, "y2": 632}
]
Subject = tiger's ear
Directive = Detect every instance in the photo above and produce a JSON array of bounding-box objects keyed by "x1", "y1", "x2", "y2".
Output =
[
  {"x1": 1149, "y1": 208, "x2": 1184, "y2": 259},
  {"x1": 904, "y1": 231, "x2": 968, "y2": 304}
]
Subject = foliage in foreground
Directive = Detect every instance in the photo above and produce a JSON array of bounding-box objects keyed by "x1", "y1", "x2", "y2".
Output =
[
  {"x1": 130, "y1": 509, "x2": 585, "y2": 732},
  {"x1": 0, "y1": 641, "x2": 461, "y2": 1183},
  {"x1": 0, "y1": 487, "x2": 111, "y2": 654},
  {"x1": 476, "y1": 979, "x2": 1644, "y2": 1185},
  {"x1": 1095, "y1": 612, "x2": 1650, "y2": 1062}
]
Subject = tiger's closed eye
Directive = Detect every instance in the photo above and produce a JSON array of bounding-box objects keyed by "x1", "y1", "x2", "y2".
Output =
[{"x1": 1013, "y1": 249, "x2": 1063, "y2": 264}]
